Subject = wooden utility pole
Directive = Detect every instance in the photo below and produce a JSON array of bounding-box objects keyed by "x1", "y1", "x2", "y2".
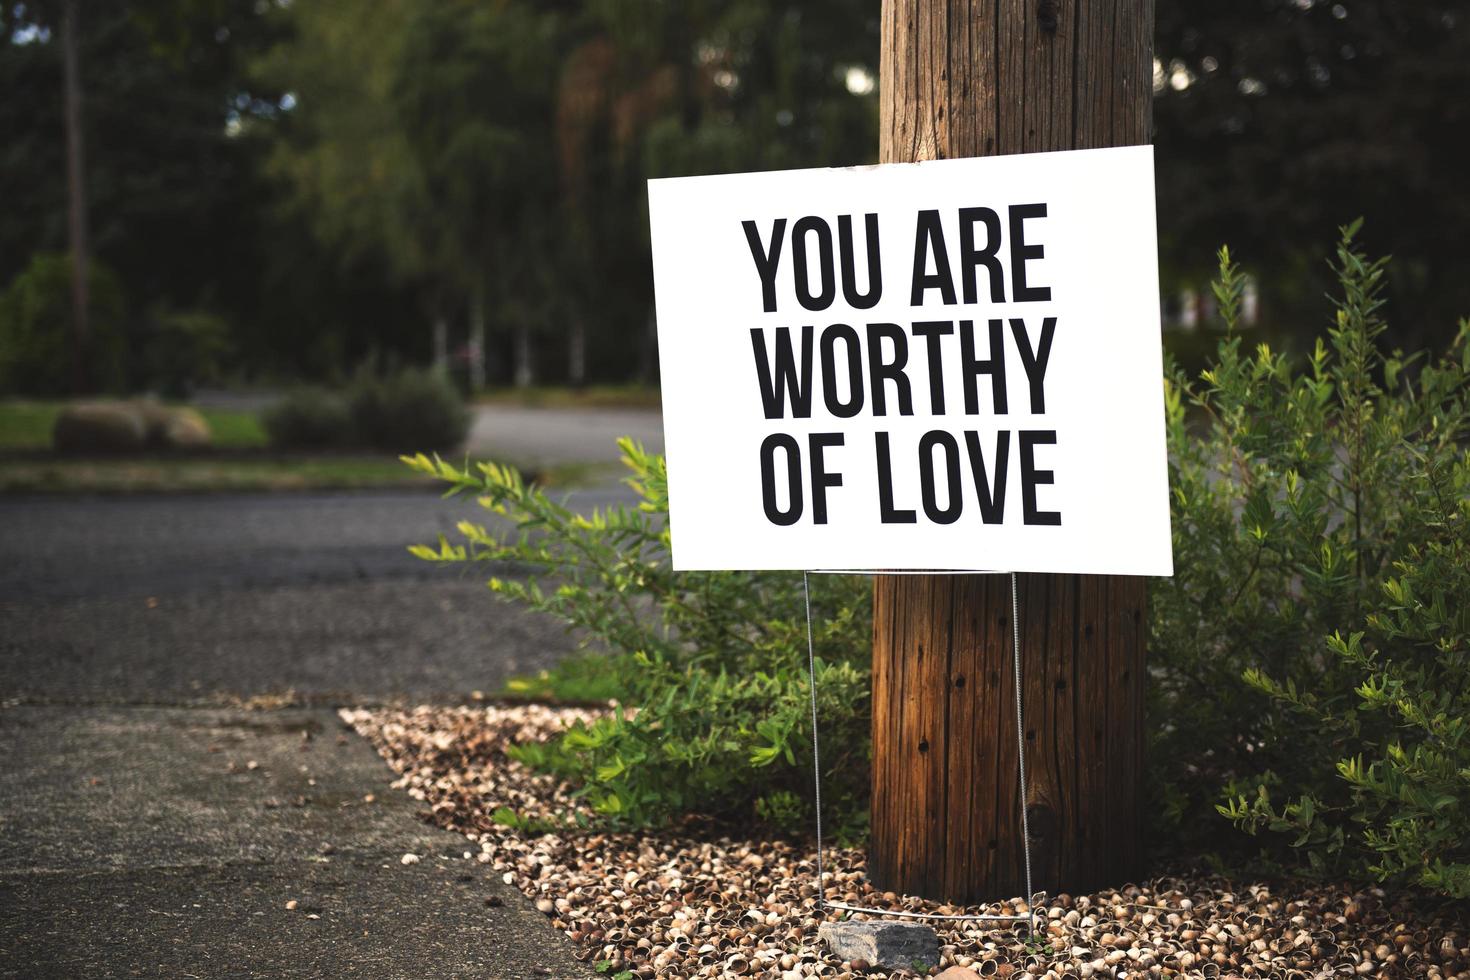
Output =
[
  {"x1": 870, "y1": 0, "x2": 1154, "y2": 902},
  {"x1": 61, "y1": 0, "x2": 91, "y2": 394}
]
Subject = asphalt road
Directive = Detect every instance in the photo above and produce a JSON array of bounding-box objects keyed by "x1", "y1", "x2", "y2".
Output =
[{"x1": 0, "y1": 485, "x2": 637, "y2": 704}]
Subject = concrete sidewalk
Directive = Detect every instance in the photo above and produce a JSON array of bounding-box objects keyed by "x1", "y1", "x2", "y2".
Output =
[{"x1": 0, "y1": 705, "x2": 590, "y2": 979}]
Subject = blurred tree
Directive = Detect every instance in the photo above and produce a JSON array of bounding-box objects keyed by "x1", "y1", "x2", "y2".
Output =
[
  {"x1": 1155, "y1": 1, "x2": 1470, "y2": 349},
  {"x1": 258, "y1": 0, "x2": 565, "y2": 389},
  {"x1": 58, "y1": 0, "x2": 88, "y2": 393},
  {"x1": 392, "y1": 0, "x2": 566, "y2": 389},
  {"x1": 1, "y1": 0, "x2": 423, "y2": 389},
  {"x1": 251, "y1": 0, "x2": 448, "y2": 377},
  {"x1": 0, "y1": 251, "x2": 126, "y2": 395},
  {"x1": 257, "y1": 0, "x2": 880, "y2": 387},
  {"x1": 556, "y1": 0, "x2": 880, "y2": 381}
]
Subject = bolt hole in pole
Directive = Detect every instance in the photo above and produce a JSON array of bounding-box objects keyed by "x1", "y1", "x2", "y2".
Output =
[{"x1": 802, "y1": 570, "x2": 1043, "y2": 929}]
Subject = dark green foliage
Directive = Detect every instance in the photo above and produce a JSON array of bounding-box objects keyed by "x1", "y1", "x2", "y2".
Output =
[
  {"x1": 262, "y1": 387, "x2": 352, "y2": 449},
  {"x1": 0, "y1": 3, "x2": 294, "y2": 372},
  {"x1": 1155, "y1": 2, "x2": 1470, "y2": 349},
  {"x1": 347, "y1": 369, "x2": 468, "y2": 453},
  {"x1": 265, "y1": 369, "x2": 467, "y2": 451},
  {"x1": 405, "y1": 441, "x2": 872, "y2": 836},
  {"x1": 1152, "y1": 222, "x2": 1470, "y2": 896},
  {"x1": 254, "y1": 0, "x2": 880, "y2": 385},
  {"x1": 0, "y1": 252, "x2": 126, "y2": 396},
  {"x1": 141, "y1": 309, "x2": 231, "y2": 399}
]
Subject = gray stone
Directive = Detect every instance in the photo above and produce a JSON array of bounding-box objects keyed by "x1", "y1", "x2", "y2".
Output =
[{"x1": 819, "y1": 920, "x2": 942, "y2": 971}]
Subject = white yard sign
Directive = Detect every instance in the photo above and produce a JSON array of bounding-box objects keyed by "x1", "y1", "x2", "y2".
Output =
[{"x1": 647, "y1": 145, "x2": 1172, "y2": 575}]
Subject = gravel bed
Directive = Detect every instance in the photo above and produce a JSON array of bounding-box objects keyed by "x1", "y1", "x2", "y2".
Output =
[{"x1": 342, "y1": 705, "x2": 1470, "y2": 980}]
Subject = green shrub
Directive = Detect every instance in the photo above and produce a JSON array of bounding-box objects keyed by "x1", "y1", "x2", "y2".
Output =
[
  {"x1": 1153, "y1": 221, "x2": 1470, "y2": 895},
  {"x1": 142, "y1": 309, "x2": 231, "y2": 399},
  {"x1": 0, "y1": 253, "x2": 127, "y2": 396},
  {"x1": 404, "y1": 441, "x2": 872, "y2": 836},
  {"x1": 349, "y1": 368, "x2": 468, "y2": 452},
  {"x1": 263, "y1": 387, "x2": 353, "y2": 449},
  {"x1": 265, "y1": 371, "x2": 466, "y2": 452}
]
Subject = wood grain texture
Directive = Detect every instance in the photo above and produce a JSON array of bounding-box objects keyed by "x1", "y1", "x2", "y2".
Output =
[{"x1": 871, "y1": 0, "x2": 1154, "y2": 902}]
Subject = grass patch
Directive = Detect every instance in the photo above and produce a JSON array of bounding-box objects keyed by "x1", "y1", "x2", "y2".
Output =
[
  {"x1": 472, "y1": 385, "x2": 661, "y2": 410},
  {"x1": 0, "y1": 456, "x2": 429, "y2": 494},
  {"x1": 0, "y1": 454, "x2": 611, "y2": 495},
  {"x1": 0, "y1": 398, "x2": 613, "y2": 493},
  {"x1": 0, "y1": 400, "x2": 268, "y2": 449},
  {"x1": 198, "y1": 408, "x2": 268, "y2": 448},
  {"x1": 0, "y1": 402, "x2": 59, "y2": 450},
  {"x1": 500, "y1": 650, "x2": 628, "y2": 704}
]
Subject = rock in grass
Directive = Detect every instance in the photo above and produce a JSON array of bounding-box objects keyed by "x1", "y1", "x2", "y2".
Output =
[
  {"x1": 52, "y1": 402, "x2": 147, "y2": 453},
  {"x1": 52, "y1": 400, "x2": 213, "y2": 452},
  {"x1": 137, "y1": 401, "x2": 212, "y2": 449},
  {"x1": 818, "y1": 920, "x2": 941, "y2": 971}
]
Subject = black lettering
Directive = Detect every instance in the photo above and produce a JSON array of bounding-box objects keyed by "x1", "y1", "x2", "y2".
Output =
[
  {"x1": 1008, "y1": 203, "x2": 1051, "y2": 302},
  {"x1": 1020, "y1": 430, "x2": 1061, "y2": 525},
  {"x1": 750, "y1": 327, "x2": 814, "y2": 419},
  {"x1": 919, "y1": 430, "x2": 963, "y2": 525},
  {"x1": 819, "y1": 324, "x2": 865, "y2": 418},
  {"x1": 742, "y1": 218, "x2": 786, "y2": 313},
  {"x1": 959, "y1": 207, "x2": 1005, "y2": 304},
  {"x1": 910, "y1": 209, "x2": 957, "y2": 305},
  {"x1": 963, "y1": 430, "x2": 1010, "y2": 524},
  {"x1": 960, "y1": 319, "x2": 1009, "y2": 415},
  {"x1": 839, "y1": 214, "x2": 883, "y2": 309},
  {"x1": 760, "y1": 433, "x2": 803, "y2": 525},
  {"x1": 1010, "y1": 316, "x2": 1056, "y2": 413},
  {"x1": 911, "y1": 320, "x2": 953, "y2": 414},
  {"x1": 875, "y1": 432, "x2": 916, "y2": 523},
  {"x1": 809, "y1": 433, "x2": 844, "y2": 524},
  {"x1": 865, "y1": 323, "x2": 912, "y2": 417},
  {"x1": 792, "y1": 216, "x2": 836, "y2": 311}
]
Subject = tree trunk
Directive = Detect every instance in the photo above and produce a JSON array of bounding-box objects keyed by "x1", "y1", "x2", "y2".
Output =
[
  {"x1": 513, "y1": 325, "x2": 533, "y2": 388},
  {"x1": 567, "y1": 320, "x2": 586, "y2": 388},
  {"x1": 61, "y1": 0, "x2": 90, "y2": 395},
  {"x1": 870, "y1": 0, "x2": 1153, "y2": 903},
  {"x1": 432, "y1": 312, "x2": 449, "y2": 377},
  {"x1": 468, "y1": 285, "x2": 487, "y2": 391}
]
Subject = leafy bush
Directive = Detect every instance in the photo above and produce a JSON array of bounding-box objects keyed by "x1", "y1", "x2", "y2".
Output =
[
  {"x1": 1152, "y1": 221, "x2": 1470, "y2": 896},
  {"x1": 0, "y1": 253, "x2": 127, "y2": 396},
  {"x1": 263, "y1": 387, "x2": 353, "y2": 449},
  {"x1": 349, "y1": 368, "x2": 468, "y2": 452},
  {"x1": 406, "y1": 223, "x2": 1470, "y2": 893},
  {"x1": 404, "y1": 441, "x2": 872, "y2": 836},
  {"x1": 141, "y1": 309, "x2": 231, "y2": 399},
  {"x1": 264, "y1": 369, "x2": 467, "y2": 451}
]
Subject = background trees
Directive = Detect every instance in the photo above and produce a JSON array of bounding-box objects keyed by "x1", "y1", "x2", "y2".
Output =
[
  {"x1": 1154, "y1": 0, "x2": 1470, "y2": 348},
  {"x1": 2, "y1": 0, "x2": 1465, "y2": 392}
]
